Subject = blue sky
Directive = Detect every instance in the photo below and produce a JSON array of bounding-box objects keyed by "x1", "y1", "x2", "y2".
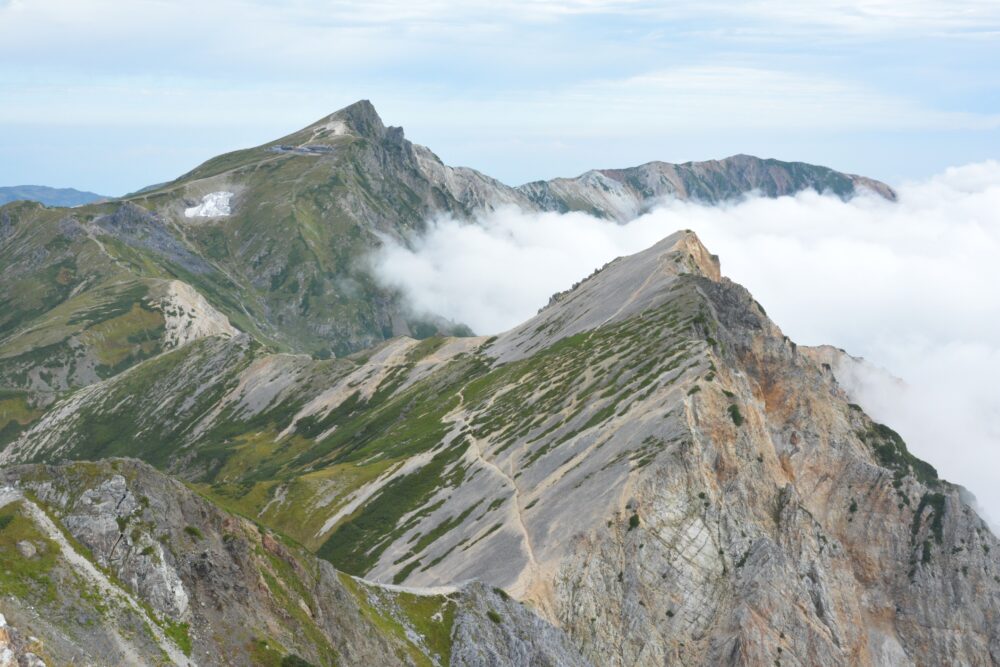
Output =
[{"x1": 1, "y1": 0, "x2": 998, "y2": 194}]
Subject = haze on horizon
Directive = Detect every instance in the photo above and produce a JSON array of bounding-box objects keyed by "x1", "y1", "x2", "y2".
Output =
[{"x1": 1, "y1": 0, "x2": 998, "y2": 195}]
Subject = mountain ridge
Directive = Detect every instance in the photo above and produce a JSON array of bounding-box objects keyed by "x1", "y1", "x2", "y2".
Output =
[
  {"x1": 156, "y1": 100, "x2": 897, "y2": 221},
  {"x1": 0, "y1": 100, "x2": 898, "y2": 388},
  {"x1": 4, "y1": 101, "x2": 994, "y2": 666},
  {"x1": 0, "y1": 457, "x2": 587, "y2": 665},
  {"x1": 2, "y1": 228, "x2": 997, "y2": 665},
  {"x1": 0, "y1": 185, "x2": 108, "y2": 207}
]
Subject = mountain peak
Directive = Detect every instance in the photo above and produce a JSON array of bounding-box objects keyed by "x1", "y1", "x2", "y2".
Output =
[
  {"x1": 327, "y1": 99, "x2": 387, "y2": 138},
  {"x1": 265, "y1": 99, "x2": 401, "y2": 151},
  {"x1": 489, "y1": 230, "x2": 722, "y2": 362},
  {"x1": 671, "y1": 229, "x2": 722, "y2": 281}
]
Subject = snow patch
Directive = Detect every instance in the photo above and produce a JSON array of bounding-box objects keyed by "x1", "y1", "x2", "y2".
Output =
[{"x1": 184, "y1": 191, "x2": 233, "y2": 218}]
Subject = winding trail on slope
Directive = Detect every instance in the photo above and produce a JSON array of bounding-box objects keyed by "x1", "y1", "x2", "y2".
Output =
[
  {"x1": 449, "y1": 390, "x2": 541, "y2": 591},
  {"x1": 598, "y1": 259, "x2": 663, "y2": 327}
]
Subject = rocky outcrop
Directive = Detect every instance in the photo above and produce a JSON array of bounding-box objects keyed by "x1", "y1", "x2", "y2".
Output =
[
  {"x1": 150, "y1": 279, "x2": 238, "y2": 348},
  {"x1": 530, "y1": 269, "x2": 1000, "y2": 666},
  {"x1": 451, "y1": 583, "x2": 591, "y2": 667},
  {"x1": 0, "y1": 613, "x2": 46, "y2": 667},
  {"x1": 0, "y1": 459, "x2": 586, "y2": 666}
]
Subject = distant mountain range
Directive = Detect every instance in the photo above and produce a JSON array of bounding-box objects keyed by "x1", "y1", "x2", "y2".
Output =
[
  {"x1": 0, "y1": 100, "x2": 896, "y2": 371},
  {"x1": 0, "y1": 185, "x2": 107, "y2": 207}
]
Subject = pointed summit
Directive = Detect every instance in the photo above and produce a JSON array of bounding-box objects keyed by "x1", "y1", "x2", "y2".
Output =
[
  {"x1": 490, "y1": 230, "x2": 723, "y2": 362},
  {"x1": 292, "y1": 99, "x2": 406, "y2": 144},
  {"x1": 268, "y1": 99, "x2": 407, "y2": 149},
  {"x1": 327, "y1": 99, "x2": 387, "y2": 138}
]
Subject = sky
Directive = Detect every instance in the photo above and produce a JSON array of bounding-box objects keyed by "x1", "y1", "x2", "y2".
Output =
[
  {"x1": 373, "y1": 161, "x2": 1000, "y2": 524},
  {"x1": 1, "y1": 0, "x2": 998, "y2": 195}
]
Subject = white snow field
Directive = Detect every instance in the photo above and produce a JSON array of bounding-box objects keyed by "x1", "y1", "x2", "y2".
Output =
[{"x1": 184, "y1": 191, "x2": 233, "y2": 218}]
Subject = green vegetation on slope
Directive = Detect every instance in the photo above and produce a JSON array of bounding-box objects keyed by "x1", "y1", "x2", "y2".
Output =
[
  {"x1": 860, "y1": 421, "x2": 938, "y2": 485},
  {"x1": 0, "y1": 502, "x2": 61, "y2": 603}
]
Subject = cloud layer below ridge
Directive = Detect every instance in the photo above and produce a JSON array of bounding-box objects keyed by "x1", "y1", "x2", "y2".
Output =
[{"x1": 374, "y1": 161, "x2": 1000, "y2": 522}]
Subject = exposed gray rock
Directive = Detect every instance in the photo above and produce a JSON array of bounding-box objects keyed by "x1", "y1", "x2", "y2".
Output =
[
  {"x1": 516, "y1": 154, "x2": 896, "y2": 221},
  {"x1": 0, "y1": 459, "x2": 585, "y2": 666},
  {"x1": 95, "y1": 202, "x2": 214, "y2": 275},
  {"x1": 452, "y1": 584, "x2": 592, "y2": 666},
  {"x1": 0, "y1": 613, "x2": 46, "y2": 667}
]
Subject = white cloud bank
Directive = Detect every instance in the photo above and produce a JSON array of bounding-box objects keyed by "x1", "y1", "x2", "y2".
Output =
[{"x1": 373, "y1": 161, "x2": 1000, "y2": 522}]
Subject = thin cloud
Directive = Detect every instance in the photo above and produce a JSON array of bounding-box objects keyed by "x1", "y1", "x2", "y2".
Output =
[
  {"x1": 7, "y1": 1, "x2": 998, "y2": 36},
  {"x1": 554, "y1": 67, "x2": 1000, "y2": 133},
  {"x1": 725, "y1": 0, "x2": 1000, "y2": 35},
  {"x1": 373, "y1": 161, "x2": 1000, "y2": 523},
  {"x1": 6, "y1": 65, "x2": 997, "y2": 138}
]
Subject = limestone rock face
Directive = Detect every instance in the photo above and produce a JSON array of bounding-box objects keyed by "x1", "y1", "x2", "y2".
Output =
[
  {"x1": 14, "y1": 541, "x2": 35, "y2": 559},
  {"x1": 535, "y1": 271, "x2": 1000, "y2": 666},
  {"x1": 151, "y1": 280, "x2": 239, "y2": 349},
  {"x1": 451, "y1": 584, "x2": 593, "y2": 667}
]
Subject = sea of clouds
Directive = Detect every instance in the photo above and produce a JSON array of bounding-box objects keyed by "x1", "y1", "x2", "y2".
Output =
[{"x1": 373, "y1": 161, "x2": 1000, "y2": 523}]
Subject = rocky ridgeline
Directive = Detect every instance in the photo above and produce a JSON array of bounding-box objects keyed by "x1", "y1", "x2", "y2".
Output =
[
  {"x1": 0, "y1": 99, "x2": 896, "y2": 385},
  {"x1": 0, "y1": 230, "x2": 997, "y2": 665},
  {"x1": 1, "y1": 101, "x2": 995, "y2": 666}
]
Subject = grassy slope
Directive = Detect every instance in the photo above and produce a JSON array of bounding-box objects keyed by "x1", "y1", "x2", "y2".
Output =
[
  {"x1": 7, "y1": 267, "x2": 947, "y2": 589},
  {"x1": 6, "y1": 277, "x2": 708, "y2": 573},
  {"x1": 0, "y1": 203, "x2": 178, "y2": 407},
  {"x1": 0, "y1": 132, "x2": 466, "y2": 454},
  {"x1": 1, "y1": 121, "x2": 468, "y2": 382}
]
